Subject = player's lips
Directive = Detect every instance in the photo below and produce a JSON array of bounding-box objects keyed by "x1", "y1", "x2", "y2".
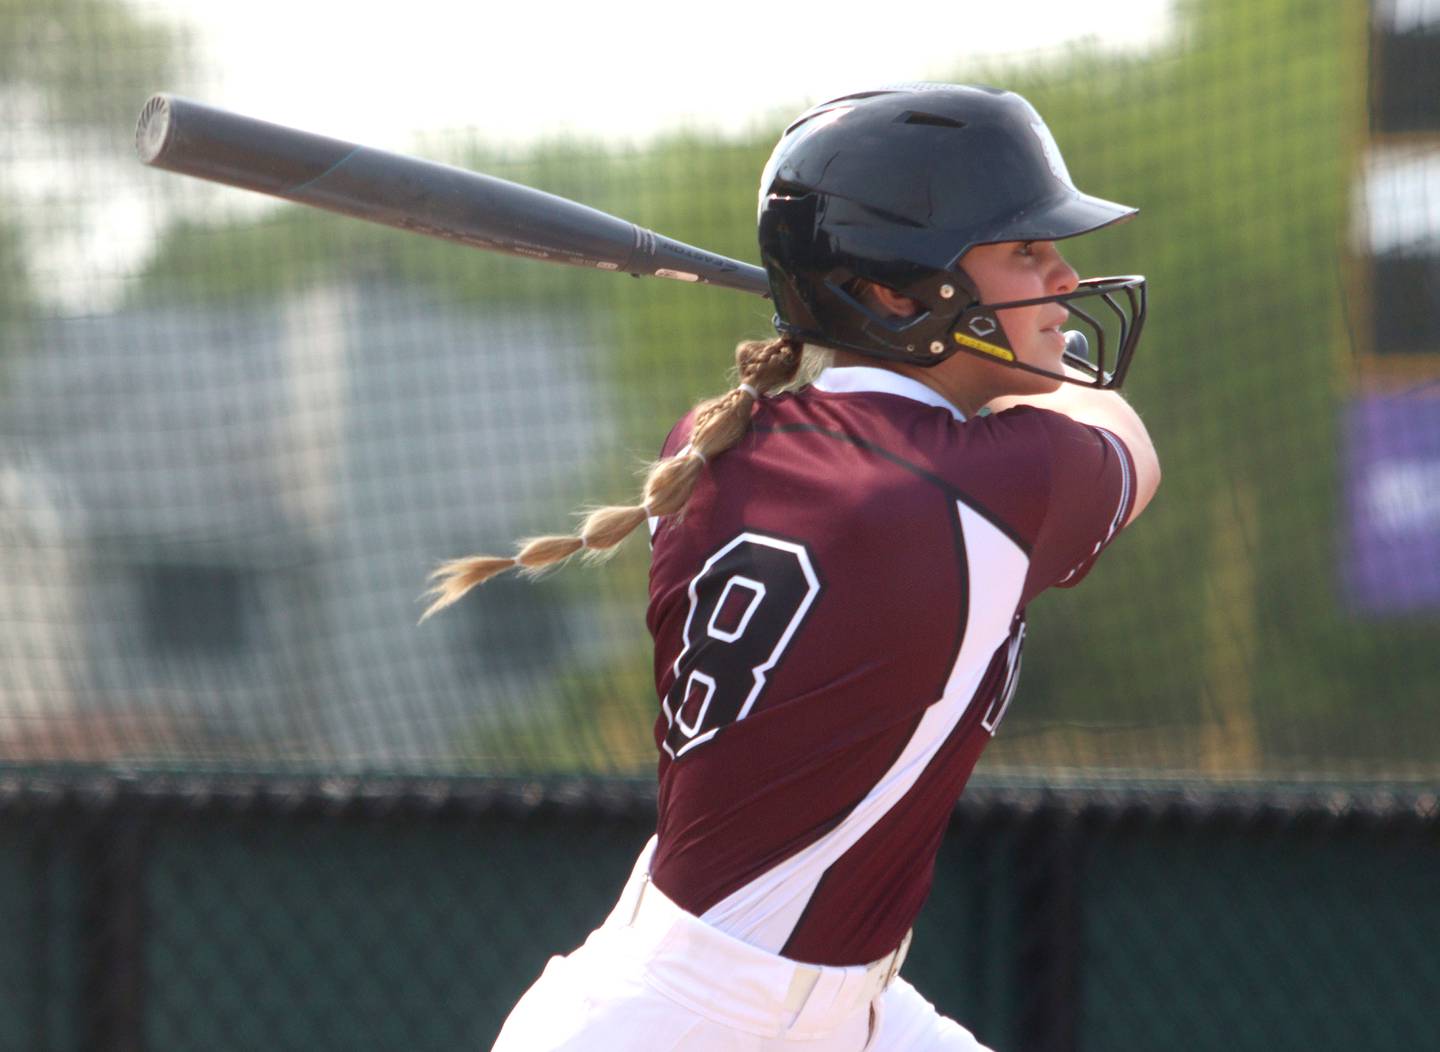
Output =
[{"x1": 1038, "y1": 312, "x2": 1070, "y2": 343}]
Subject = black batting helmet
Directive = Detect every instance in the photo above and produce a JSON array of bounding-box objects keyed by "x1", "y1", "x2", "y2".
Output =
[{"x1": 757, "y1": 84, "x2": 1146, "y2": 388}]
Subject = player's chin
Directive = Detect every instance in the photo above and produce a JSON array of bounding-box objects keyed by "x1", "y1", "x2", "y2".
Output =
[
  {"x1": 984, "y1": 368, "x2": 1058, "y2": 404},
  {"x1": 1012, "y1": 370, "x2": 1064, "y2": 396},
  {"x1": 1004, "y1": 354, "x2": 1065, "y2": 395}
]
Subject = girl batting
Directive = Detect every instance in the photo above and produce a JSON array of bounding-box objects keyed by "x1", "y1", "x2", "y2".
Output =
[{"x1": 427, "y1": 84, "x2": 1158, "y2": 1052}]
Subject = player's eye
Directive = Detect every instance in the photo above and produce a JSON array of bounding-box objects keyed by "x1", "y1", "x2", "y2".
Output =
[{"x1": 1017, "y1": 241, "x2": 1036, "y2": 257}]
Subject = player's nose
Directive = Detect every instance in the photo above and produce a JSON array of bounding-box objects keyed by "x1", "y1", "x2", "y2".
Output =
[{"x1": 1049, "y1": 251, "x2": 1079, "y2": 295}]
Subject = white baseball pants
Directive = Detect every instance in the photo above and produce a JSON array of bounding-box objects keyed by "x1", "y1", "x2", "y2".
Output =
[{"x1": 491, "y1": 838, "x2": 993, "y2": 1051}]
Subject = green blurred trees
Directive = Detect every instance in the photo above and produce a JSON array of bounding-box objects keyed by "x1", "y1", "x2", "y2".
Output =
[
  {"x1": 976, "y1": 0, "x2": 1409, "y2": 776},
  {"x1": 0, "y1": 0, "x2": 185, "y2": 128},
  {"x1": 0, "y1": 0, "x2": 190, "y2": 340}
]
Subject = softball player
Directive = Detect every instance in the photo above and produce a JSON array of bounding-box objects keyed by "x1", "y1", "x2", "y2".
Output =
[{"x1": 428, "y1": 84, "x2": 1159, "y2": 1051}]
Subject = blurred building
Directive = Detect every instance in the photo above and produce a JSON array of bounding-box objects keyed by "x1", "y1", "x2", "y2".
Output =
[{"x1": 0, "y1": 281, "x2": 614, "y2": 768}]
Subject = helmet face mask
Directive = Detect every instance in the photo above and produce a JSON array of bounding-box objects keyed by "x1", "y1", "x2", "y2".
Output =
[
  {"x1": 757, "y1": 84, "x2": 1148, "y2": 390},
  {"x1": 949, "y1": 274, "x2": 1147, "y2": 390}
]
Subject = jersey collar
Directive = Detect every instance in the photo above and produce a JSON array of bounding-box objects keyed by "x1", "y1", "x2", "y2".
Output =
[{"x1": 812, "y1": 366, "x2": 967, "y2": 421}]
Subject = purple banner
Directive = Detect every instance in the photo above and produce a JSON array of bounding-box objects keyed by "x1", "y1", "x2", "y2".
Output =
[{"x1": 1343, "y1": 394, "x2": 1440, "y2": 615}]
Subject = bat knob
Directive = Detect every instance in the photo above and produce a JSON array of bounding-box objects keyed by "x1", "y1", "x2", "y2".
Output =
[{"x1": 136, "y1": 94, "x2": 175, "y2": 165}]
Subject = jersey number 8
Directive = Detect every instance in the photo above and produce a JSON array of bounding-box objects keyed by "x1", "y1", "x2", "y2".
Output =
[{"x1": 662, "y1": 532, "x2": 822, "y2": 758}]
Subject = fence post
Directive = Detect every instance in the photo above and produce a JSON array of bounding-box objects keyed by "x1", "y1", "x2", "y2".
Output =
[
  {"x1": 80, "y1": 798, "x2": 148, "y2": 1052},
  {"x1": 1014, "y1": 803, "x2": 1082, "y2": 1052}
]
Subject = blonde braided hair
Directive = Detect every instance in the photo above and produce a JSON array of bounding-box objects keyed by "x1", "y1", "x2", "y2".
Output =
[{"x1": 419, "y1": 336, "x2": 803, "y2": 621}]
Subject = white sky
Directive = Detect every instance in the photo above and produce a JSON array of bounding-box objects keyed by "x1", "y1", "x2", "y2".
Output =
[{"x1": 142, "y1": 0, "x2": 1177, "y2": 149}]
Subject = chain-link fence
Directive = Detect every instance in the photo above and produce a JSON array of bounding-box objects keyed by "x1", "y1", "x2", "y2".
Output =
[
  {"x1": 1, "y1": 0, "x2": 1438, "y2": 1048},
  {"x1": 3, "y1": 777, "x2": 1437, "y2": 1051}
]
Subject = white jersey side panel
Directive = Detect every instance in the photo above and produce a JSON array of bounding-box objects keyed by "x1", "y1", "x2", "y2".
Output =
[{"x1": 698, "y1": 501, "x2": 1029, "y2": 951}]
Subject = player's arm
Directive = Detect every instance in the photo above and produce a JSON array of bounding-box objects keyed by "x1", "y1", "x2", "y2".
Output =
[{"x1": 985, "y1": 369, "x2": 1160, "y2": 526}]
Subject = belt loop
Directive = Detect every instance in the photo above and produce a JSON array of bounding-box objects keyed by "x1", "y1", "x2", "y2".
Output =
[
  {"x1": 627, "y1": 874, "x2": 649, "y2": 927},
  {"x1": 781, "y1": 965, "x2": 822, "y2": 1023},
  {"x1": 885, "y1": 930, "x2": 913, "y2": 989}
]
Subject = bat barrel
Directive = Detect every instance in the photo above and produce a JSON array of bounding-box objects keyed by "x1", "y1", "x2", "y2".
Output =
[{"x1": 136, "y1": 94, "x2": 771, "y2": 298}]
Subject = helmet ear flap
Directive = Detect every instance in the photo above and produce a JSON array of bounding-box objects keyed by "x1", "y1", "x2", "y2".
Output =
[{"x1": 942, "y1": 264, "x2": 1019, "y2": 364}]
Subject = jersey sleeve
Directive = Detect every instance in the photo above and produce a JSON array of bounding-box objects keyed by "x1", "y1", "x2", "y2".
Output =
[{"x1": 1003, "y1": 407, "x2": 1137, "y2": 596}]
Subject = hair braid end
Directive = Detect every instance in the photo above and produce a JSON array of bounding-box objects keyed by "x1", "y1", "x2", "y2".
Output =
[{"x1": 419, "y1": 555, "x2": 518, "y2": 622}]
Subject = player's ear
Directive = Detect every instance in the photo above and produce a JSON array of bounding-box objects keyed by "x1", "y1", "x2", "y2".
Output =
[{"x1": 852, "y1": 280, "x2": 922, "y2": 320}]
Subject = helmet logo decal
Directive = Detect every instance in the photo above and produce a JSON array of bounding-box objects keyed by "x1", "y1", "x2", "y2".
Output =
[
  {"x1": 1030, "y1": 121, "x2": 1075, "y2": 189},
  {"x1": 968, "y1": 316, "x2": 997, "y2": 337}
]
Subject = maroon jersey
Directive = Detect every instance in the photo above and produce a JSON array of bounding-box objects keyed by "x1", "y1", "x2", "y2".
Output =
[{"x1": 645, "y1": 366, "x2": 1135, "y2": 967}]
